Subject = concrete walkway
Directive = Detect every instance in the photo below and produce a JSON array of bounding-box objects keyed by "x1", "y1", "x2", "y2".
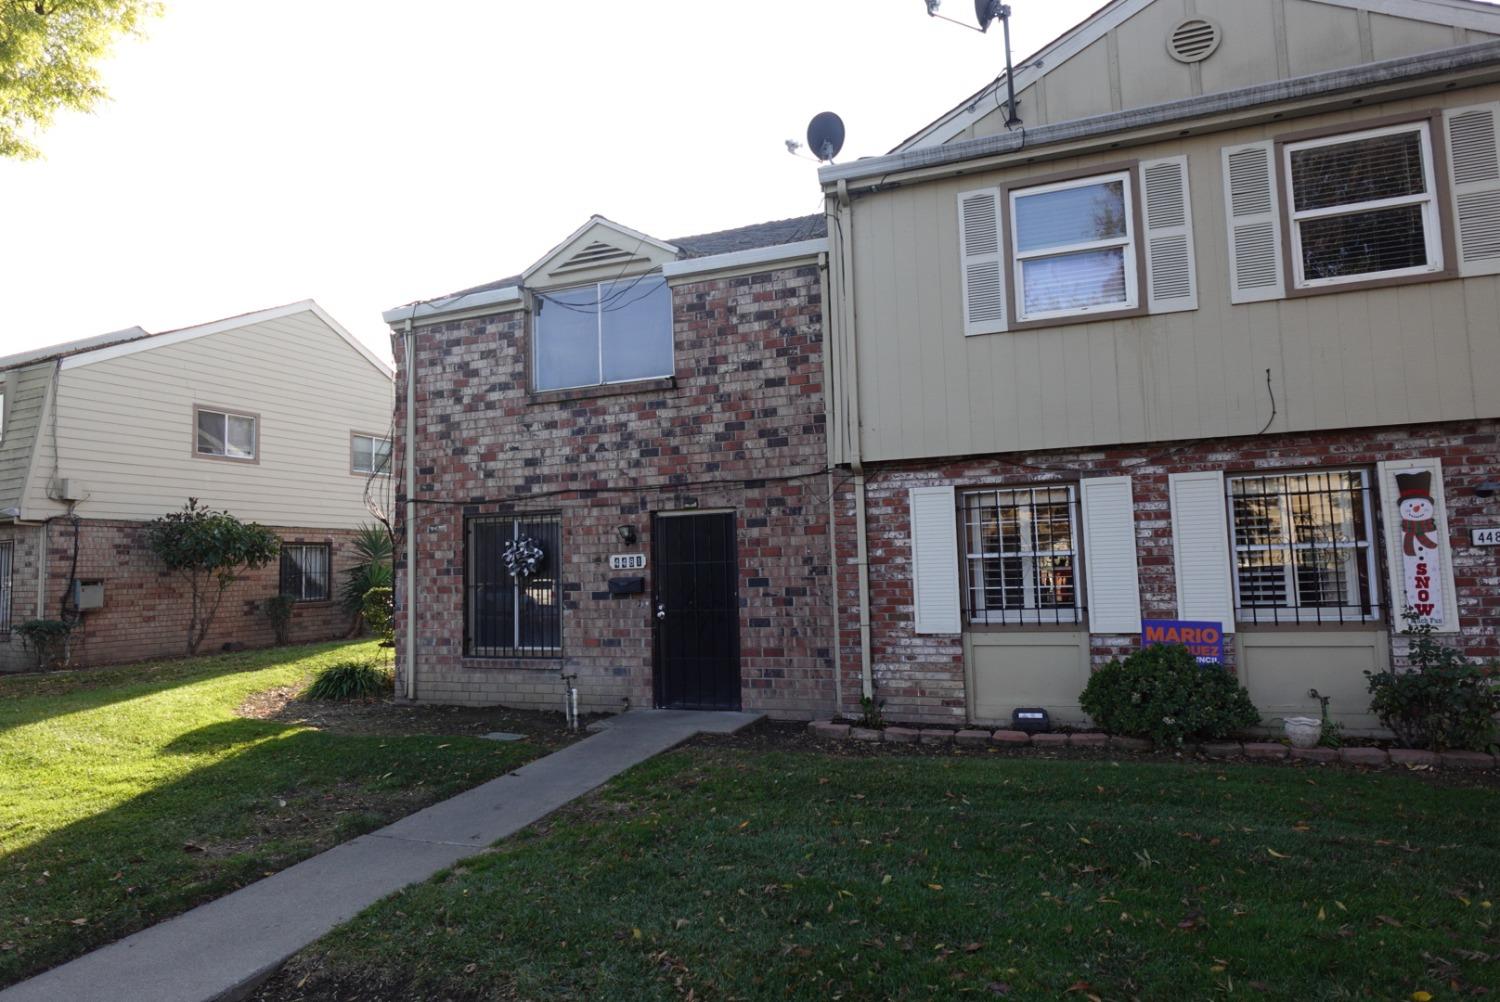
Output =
[{"x1": 1, "y1": 709, "x2": 762, "y2": 1002}]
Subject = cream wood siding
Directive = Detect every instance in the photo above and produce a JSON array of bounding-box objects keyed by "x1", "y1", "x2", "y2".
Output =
[
  {"x1": 842, "y1": 84, "x2": 1500, "y2": 464},
  {"x1": 958, "y1": 0, "x2": 1500, "y2": 143},
  {"x1": 0, "y1": 363, "x2": 54, "y2": 511},
  {"x1": 22, "y1": 310, "x2": 394, "y2": 528}
]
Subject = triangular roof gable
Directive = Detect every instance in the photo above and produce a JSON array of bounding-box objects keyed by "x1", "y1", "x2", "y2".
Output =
[
  {"x1": 897, "y1": 0, "x2": 1500, "y2": 151},
  {"x1": 58, "y1": 300, "x2": 394, "y2": 381},
  {"x1": 522, "y1": 216, "x2": 680, "y2": 289}
]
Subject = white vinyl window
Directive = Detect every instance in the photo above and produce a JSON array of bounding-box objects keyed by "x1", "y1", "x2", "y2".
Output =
[
  {"x1": 1227, "y1": 470, "x2": 1379, "y2": 624},
  {"x1": 195, "y1": 408, "x2": 257, "y2": 460},
  {"x1": 352, "y1": 433, "x2": 391, "y2": 476},
  {"x1": 961, "y1": 486, "x2": 1082, "y2": 625},
  {"x1": 1283, "y1": 122, "x2": 1443, "y2": 289},
  {"x1": 1009, "y1": 171, "x2": 1138, "y2": 322},
  {"x1": 533, "y1": 274, "x2": 673, "y2": 392}
]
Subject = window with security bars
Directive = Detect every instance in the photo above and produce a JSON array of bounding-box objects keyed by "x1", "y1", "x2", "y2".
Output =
[
  {"x1": 466, "y1": 515, "x2": 561, "y2": 658},
  {"x1": 279, "y1": 543, "x2": 331, "y2": 602},
  {"x1": 961, "y1": 486, "x2": 1083, "y2": 625},
  {"x1": 1227, "y1": 471, "x2": 1379, "y2": 624},
  {"x1": 0, "y1": 541, "x2": 12, "y2": 637},
  {"x1": 1283, "y1": 122, "x2": 1443, "y2": 288}
]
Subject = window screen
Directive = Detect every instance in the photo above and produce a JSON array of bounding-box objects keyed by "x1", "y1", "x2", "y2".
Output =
[
  {"x1": 1010, "y1": 173, "x2": 1137, "y2": 321},
  {"x1": 534, "y1": 276, "x2": 673, "y2": 391}
]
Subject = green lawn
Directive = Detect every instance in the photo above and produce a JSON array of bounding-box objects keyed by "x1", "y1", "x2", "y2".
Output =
[
  {"x1": 266, "y1": 742, "x2": 1500, "y2": 1001},
  {"x1": 0, "y1": 641, "x2": 547, "y2": 988}
]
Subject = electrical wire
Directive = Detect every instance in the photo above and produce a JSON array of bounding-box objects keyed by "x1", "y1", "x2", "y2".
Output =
[{"x1": 1258, "y1": 368, "x2": 1278, "y2": 435}]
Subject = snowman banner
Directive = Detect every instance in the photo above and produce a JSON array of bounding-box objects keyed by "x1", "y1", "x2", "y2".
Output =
[{"x1": 1377, "y1": 458, "x2": 1457, "y2": 633}]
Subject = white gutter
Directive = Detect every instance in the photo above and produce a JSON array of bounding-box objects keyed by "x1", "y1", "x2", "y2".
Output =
[
  {"x1": 381, "y1": 286, "x2": 522, "y2": 327},
  {"x1": 403, "y1": 320, "x2": 418, "y2": 702},
  {"x1": 660, "y1": 239, "x2": 827, "y2": 280},
  {"x1": 821, "y1": 39, "x2": 1500, "y2": 188}
]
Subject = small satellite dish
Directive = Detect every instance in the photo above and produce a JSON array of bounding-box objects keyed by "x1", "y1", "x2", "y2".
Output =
[
  {"x1": 975, "y1": 0, "x2": 997, "y2": 32},
  {"x1": 806, "y1": 112, "x2": 846, "y2": 163}
]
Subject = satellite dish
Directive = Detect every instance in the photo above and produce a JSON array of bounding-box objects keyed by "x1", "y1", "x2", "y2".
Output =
[
  {"x1": 806, "y1": 112, "x2": 846, "y2": 163},
  {"x1": 975, "y1": 0, "x2": 997, "y2": 32}
]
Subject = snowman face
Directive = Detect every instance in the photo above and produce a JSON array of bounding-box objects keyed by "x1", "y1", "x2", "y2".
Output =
[{"x1": 1400, "y1": 496, "x2": 1433, "y2": 521}]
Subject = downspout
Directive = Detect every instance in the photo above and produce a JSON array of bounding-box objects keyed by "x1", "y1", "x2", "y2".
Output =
[
  {"x1": 403, "y1": 318, "x2": 418, "y2": 701},
  {"x1": 817, "y1": 251, "x2": 841, "y2": 712},
  {"x1": 833, "y1": 181, "x2": 874, "y2": 703}
]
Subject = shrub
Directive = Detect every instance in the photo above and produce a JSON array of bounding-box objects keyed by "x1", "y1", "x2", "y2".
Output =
[
  {"x1": 14, "y1": 619, "x2": 75, "y2": 669},
  {"x1": 341, "y1": 524, "x2": 393, "y2": 635},
  {"x1": 1366, "y1": 621, "x2": 1499, "y2": 751},
  {"x1": 362, "y1": 586, "x2": 394, "y2": 646},
  {"x1": 263, "y1": 595, "x2": 294, "y2": 645},
  {"x1": 1080, "y1": 643, "x2": 1261, "y2": 748},
  {"x1": 304, "y1": 660, "x2": 393, "y2": 701}
]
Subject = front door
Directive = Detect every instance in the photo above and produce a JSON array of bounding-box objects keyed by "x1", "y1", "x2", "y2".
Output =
[{"x1": 652, "y1": 511, "x2": 741, "y2": 710}]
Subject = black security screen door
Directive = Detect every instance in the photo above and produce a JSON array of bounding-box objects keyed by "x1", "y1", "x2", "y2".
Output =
[{"x1": 653, "y1": 512, "x2": 741, "y2": 710}]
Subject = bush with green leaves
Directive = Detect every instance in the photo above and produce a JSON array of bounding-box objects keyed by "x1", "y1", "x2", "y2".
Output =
[
  {"x1": 14, "y1": 619, "x2": 75, "y2": 669},
  {"x1": 340, "y1": 524, "x2": 393, "y2": 636},
  {"x1": 1080, "y1": 643, "x2": 1261, "y2": 747},
  {"x1": 303, "y1": 660, "x2": 394, "y2": 701},
  {"x1": 362, "y1": 586, "x2": 394, "y2": 646},
  {"x1": 1366, "y1": 620, "x2": 1499, "y2": 751}
]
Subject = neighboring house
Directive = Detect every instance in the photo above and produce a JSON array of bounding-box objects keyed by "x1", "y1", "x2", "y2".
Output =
[
  {"x1": 0, "y1": 301, "x2": 395, "y2": 671},
  {"x1": 384, "y1": 215, "x2": 832, "y2": 716},
  {"x1": 820, "y1": 0, "x2": 1500, "y2": 731}
]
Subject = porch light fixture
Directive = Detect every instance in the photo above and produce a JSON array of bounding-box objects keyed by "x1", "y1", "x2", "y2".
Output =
[
  {"x1": 616, "y1": 524, "x2": 637, "y2": 545},
  {"x1": 1476, "y1": 481, "x2": 1499, "y2": 499}
]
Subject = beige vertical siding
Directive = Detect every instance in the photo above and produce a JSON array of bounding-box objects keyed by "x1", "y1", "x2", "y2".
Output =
[
  {"x1": 0, "y1": 363, "x2": 54, "y2": 511},
  {"x1": 845, "y1": 86, "x2": 1500, "y2": 464},
  {"x1": 22, "y1": 309, "x2": 394, "y2": 528}
]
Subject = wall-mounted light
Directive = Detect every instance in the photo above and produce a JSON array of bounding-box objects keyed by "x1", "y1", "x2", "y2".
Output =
[
  {"x1": 1476, "y1": 481, "x2": 1499, "y2": 499},
  {"x1": 616, "y1": 524, "x2": 637, "y2": 545}
]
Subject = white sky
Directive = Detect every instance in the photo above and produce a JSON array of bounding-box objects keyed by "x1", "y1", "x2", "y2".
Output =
[{"x1": 0, "y1": 0, "x2": 1097, "y2": 363}]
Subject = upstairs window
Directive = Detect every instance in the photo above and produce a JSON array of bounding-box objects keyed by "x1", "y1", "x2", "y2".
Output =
[
  {"x1": 960, "y1": 486, "x2": 1083, "y2": 625},
  {"x1": 1010, "y1": 172, "x2": 1138, "y2": 322},
  {"x1": 195, "y1": 407, "x2": 257, "y2": 461},
  {"x1": 533, "y1": 274, "x2": 673, "y2": 392},
  {"x1": 351, "y1": 433, "x2": 391, "y2": 476},
  {"x1": 1284, "y1": 123, "x2": 1442, "y2": 288},
  {"x1": 1227, "y1": 470, "x2": 1379, "y2": 624},
  {"x1": 280, "y1": 543, "x2": 331, "y2": 602}
]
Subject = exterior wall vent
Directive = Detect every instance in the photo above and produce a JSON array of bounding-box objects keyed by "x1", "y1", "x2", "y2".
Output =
[{"x1": 1167, "y1": 18, "x2": 1221, "y2": 63}]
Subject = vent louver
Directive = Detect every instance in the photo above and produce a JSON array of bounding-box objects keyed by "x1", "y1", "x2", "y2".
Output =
[
  {"x1": 559, "y1": 241, "x2": 634, "y2": 271},
  {"x1": 1167, "y1": 18, "x2": 1221, "y2": 63}
]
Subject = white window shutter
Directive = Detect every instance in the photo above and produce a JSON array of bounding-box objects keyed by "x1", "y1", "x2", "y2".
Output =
[
  {"x1": 909, "y1": 485, "x2": 961, "y2": 634},
  {"x1": 1445, "y1": 103, "x2": 1500, "y2": 277},
  {"x1": 1168, "y1": 471, "x2": 1235, "y2": 633},
  {"x1": 1141, "y1": 156, "x2": 1198, "y2": 314},
  {"x1": 1221, "y1": 141, "x2": 1286, "y2": 304},
  {"x1": 1081, "y1": 476, "x2": 1142, "y2": 634},
  {"x1": 957, "y1": 187, "x2": 1008, "y2": 336}
]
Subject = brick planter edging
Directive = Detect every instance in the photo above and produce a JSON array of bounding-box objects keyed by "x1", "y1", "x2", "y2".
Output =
[{"x1": 805, "y1": 723, "x2": 1499, "y2": 771}]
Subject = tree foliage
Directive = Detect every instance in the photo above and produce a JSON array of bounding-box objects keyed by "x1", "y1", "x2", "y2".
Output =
[
  {"x1": 146, "y1": 498, "x2": 279, "y2": 654},
  {"x1": 1, "y1": 0, "x2": 159, "y2": 159}
]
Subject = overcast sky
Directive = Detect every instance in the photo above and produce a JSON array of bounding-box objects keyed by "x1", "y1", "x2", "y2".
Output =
[{"x1": 1, "y1": 0, "x2": 1097, "y2": 362}]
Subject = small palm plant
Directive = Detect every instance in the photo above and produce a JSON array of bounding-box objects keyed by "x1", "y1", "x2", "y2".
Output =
[{"x1": 341, "y1": 524, "x2": 393, "y2": 636}]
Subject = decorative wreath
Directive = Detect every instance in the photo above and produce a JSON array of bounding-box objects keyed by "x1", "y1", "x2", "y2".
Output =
[{"x1": 502, "y1": 535, "x2": 545, "y2": 580}]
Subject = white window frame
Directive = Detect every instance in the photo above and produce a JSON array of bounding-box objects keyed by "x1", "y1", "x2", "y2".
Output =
[
  {"x1": 1009, "y1": 170, "x2": 1139, "y2": 323},
  {"x1": 532, "y1": 274, "x2": 673, "y2": 393},
  {"x1": 351, "y1": 433, "x2": 392, "y2": 476},
  {"x1": 961, "y1": 485, "x2": 1083, "y2": 625},
  {"x1": 1226, "y1": 469, "x2": 1381, "y2": 624},
  {"x1": 1282, "y1": 121, "x2": 1444, "y2": 290},
  {"x1": 194, "y1": 406, "x2": 257, "y2": 461}
]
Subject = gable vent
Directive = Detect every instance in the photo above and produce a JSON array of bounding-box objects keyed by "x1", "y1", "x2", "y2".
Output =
[
  {"x1": 1167, "y1": 18, "x2": 1221, "y2": 63},
  {"x1": 560, "y1": 241, "x2": 634, "y2": 270}
]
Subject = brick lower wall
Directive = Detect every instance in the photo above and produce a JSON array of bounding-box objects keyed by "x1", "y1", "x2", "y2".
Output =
[
  {"x1": 0, "y1": 519, "x2": 367, "y2": 671},
  {"x1": 836, "y1": 419, "x2": 1500, "y2": 725},
  {"x1": 0, "y1": 524, "x2": 45, "y2": 673}
]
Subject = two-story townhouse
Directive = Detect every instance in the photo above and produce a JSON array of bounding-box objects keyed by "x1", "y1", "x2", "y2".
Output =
[
  {"x1": 822, "y1": 0, "x2": 1500, "y2": 732},
  {"x1": 384, "y1": 215, "x2": 835, "y2": 717},
  {"x1": 0, "y1": 301, "x2": 396, "y2": 671}
]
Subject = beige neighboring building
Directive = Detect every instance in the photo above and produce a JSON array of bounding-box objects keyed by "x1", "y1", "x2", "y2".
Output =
[
  {"x1": 822, "y1": 0, "x2": 1500, "y2": 731},
  {"x1": 0, "y1": 301, "x2": 395, "y2": 671}
]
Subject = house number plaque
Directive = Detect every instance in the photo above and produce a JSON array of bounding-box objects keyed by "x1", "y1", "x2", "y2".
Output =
[
  {"x1": 1471, "y1": 527, "x2": 1500, "y2": 547},
  {"x1": 609, "y1": 553, "x2": 647, "y2": 570}
]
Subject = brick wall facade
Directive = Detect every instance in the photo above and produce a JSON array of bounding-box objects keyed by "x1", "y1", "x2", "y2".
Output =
[
  {"x1": 0, "y1": 519, "x2": 364, "y2": 672},
  {"x1": 0, "y1": 524, "x2": 44, "y2": 673},
  {"x1": 836, "y1": 419, "x2": 1500, "y2": 725},
  {"x1": 394, "y1": 263, "x2": 837, "y2": 718}
]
